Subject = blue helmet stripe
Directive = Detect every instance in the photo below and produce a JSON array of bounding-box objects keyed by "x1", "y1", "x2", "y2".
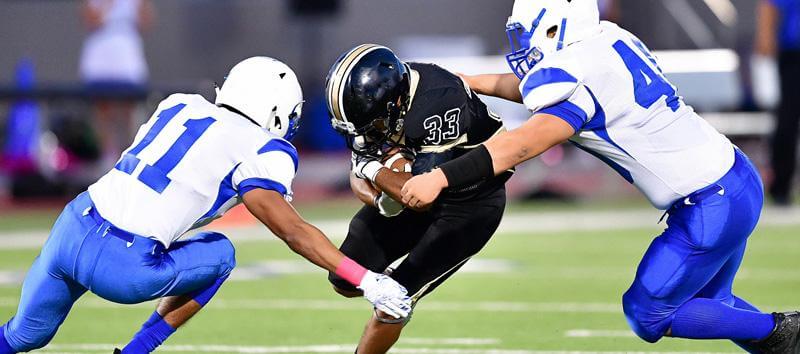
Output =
[
  {"x1": 557, "y1": 18, "x2": 568, "y2": 50},
  {"x1": 531, "y1": 8, "x2": 547, "y2": 31}
]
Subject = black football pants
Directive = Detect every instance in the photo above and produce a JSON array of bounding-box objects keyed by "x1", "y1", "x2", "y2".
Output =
[{"x1": 329, "y1": 188, "x2": 506, "y2": 302}]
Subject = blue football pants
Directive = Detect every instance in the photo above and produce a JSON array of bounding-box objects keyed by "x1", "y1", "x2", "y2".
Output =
[
  {"x1": 2, "y1": 192, "x2": 235, "y2": 352},
  {"x1": 622, "y1": 149, "x2": 765, "y2": 342}
]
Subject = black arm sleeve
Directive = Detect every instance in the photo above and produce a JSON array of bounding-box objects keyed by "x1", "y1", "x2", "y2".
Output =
[{"x1": 438, "y1": 144, "x2": 495, "y2": 189}]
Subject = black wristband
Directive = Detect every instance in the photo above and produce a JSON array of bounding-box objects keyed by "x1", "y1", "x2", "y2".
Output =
[{"x1": 439, "y1": 145, "x2": 495, "y2": 189}]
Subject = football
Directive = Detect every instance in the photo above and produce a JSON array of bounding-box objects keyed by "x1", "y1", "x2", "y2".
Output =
[{"x1": 383, "y1": 152, "x2": 412, "y2": 173}]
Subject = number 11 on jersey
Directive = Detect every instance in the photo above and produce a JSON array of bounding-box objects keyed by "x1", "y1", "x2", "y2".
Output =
[{"x1": 114, "y1": 103, "x2": 216, "y2": 193}]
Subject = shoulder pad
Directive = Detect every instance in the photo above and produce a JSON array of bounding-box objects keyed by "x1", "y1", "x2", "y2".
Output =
[
  {"x1": 257, "y1": 138, "x2": 298, "y2": 172},
  {"x1": 520, "y1": 67, "x2": 581, "y2": 112},
  {"x1": 158, "y1": 93, "x2": 213, "y2": 110}
]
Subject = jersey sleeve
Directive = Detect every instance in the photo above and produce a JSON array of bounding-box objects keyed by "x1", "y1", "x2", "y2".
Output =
[
  {"x1": 519, "y1": 66, "x2": 596, "y2": 133},
  {"x1": 232, "y1": 138, "x2": 299, "y2": 200},
  {"x1": 403, "y1": 87, "x2": 471, "y2": 152}
]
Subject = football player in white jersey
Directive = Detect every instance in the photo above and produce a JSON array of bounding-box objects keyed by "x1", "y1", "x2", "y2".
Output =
[
  {"x1": 401, "y1": 0, "x2": 800, "y2": 352},
  {"x1": 0, "y1": 57, "x2": 411, "y2": 354}
]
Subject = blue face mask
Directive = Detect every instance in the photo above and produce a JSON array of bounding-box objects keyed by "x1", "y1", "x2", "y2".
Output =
[
  {"x1": 505, "y1": 8, "x2": 547, "y2": 79},
  {"x1": 283, "y1": 102, "x2": 303, "y2": 141}
]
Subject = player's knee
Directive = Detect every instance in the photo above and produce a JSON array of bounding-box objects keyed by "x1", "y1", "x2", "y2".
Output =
[
  {"x1": 373, "y1": 309, "x2": 411, "y2": 325},
  {"x1": 220, "y1": 239, "x2": 236, "y2": 275},
  {"x1": 622, "y1": 289, "x2": 669, "y2": 343},
  {"x1": 202, "y1": 232, "x2": 237, "y2": 274}
]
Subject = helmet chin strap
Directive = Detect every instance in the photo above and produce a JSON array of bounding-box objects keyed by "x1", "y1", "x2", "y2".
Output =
[{"x1": 218, "y1": 104, "x2": 262, "y2": 128}]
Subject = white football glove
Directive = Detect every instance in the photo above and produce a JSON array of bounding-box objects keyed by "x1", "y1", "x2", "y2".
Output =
[
  {"x1": 351, "y1": 152, "x2": 384, "y2": 181},
  {"x1": 375, "y1": 193, "x2": 404, "y2": 217},
  {"x1": 358, "y1": 271, "x2": 412, "y2": 319}
]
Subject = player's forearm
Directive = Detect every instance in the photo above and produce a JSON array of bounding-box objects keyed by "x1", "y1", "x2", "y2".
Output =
[
  {"x1": 244, "y1": 190, "x2": 346, "y2": 273},
  {"x1": 350, "y1": 173, "x2": 380, "y2": 207},
  {"x1": 485, "y1": 114, "x2": 572, "y2": 173},
  {"x1": 465, "y1": 73, "x2": 522, "y2": 103},
  {"x1": 276, "y1": 222, "x2": 378, "y2": 291},
  {"x1": 279, "y1": 222, "x2": 344, "y2": 273},
  {"x1": 485, "y1": 130, "x2": 546, "y2": 174},
  {"x1": 437, "y1": 113, "x2": 572, "y2": 189},
  {"x1": 373, "y1": 169, "x2": 412, "y2": 205}
]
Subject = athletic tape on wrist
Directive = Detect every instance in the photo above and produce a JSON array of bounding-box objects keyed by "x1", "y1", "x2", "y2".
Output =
[{"x1": 335, "y1": 256, "x2": 368, "y2": 287}]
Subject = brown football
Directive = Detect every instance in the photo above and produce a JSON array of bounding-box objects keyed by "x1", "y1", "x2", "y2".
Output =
[{"x1": 383, "y1": 153, "x2": 412, "y2": 173}]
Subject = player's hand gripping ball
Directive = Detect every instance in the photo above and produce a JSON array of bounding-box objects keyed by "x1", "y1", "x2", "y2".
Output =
[{"x1": 371, "y1": 149, "x2": 414, "y2": 217}]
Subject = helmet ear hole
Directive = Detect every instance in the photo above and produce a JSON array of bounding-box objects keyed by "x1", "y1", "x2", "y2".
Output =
[
  {"x1": 547, "y1": 25, "x2": 558, "y2": 38},
  {"x1": 272, "y1": 107, "x2": 282, "y2": 129}
]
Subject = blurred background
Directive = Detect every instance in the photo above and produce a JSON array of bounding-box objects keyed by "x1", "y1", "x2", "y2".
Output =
[
  {"x1": 0, "y1": 0, "x2": 795, "y2": 207},
  {"x1": 1, "y1": 2, "x2": 800, "y2": 352}
]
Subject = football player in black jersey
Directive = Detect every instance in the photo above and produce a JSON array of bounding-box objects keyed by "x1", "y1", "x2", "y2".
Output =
[{"x1": 325, "y1": 44, "x2": 512, "y2": 354}]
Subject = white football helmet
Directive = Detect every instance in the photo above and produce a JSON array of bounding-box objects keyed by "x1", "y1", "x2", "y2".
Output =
[
  {"x1": 505, "y1": 0, "x2": 600, "y2": 78},
  {"x1": 215, "y1": 57, "x2": 304, "y2": 140}
]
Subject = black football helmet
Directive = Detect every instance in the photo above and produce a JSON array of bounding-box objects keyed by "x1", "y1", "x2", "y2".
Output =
[{"x1": 325, "y1": 44, "x2": 411, "y2": 157}]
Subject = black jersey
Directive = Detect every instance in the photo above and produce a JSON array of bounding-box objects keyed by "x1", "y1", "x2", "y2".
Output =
[{"x1": 401, "y1": 62, "x2": 512, "y2": 201}]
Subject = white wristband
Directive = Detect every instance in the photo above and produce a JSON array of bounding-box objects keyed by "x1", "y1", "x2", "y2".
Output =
[{"x1": 362, "y1": 161, "x2": 384, "y2": 182}]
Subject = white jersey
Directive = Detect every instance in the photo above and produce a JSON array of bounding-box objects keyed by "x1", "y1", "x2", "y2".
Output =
[
  {"x1": 520, "y1": 22, "x2": 734, "y2": 210},
  {"x1": 88, "y1": 94, "x2": 297, "y2": 247}
]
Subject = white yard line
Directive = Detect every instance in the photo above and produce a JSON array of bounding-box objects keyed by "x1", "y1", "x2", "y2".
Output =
[
  {"x1": 3, "y1": 261, "x2": 797, "y2": 287},
  {"x1": 0, "y1": 296, "x2": 793, "y2": 314},
  {"x1": 38, "y1": 343, "x2": 737, "y2": 354},
  {"x1": 2, "y1": 207, "x2": 799, "y2": 250},
  {"x1": 400, "y1": 338, "x2": 501, "y2": 345},
  {"x1": 0, "y1": 296, "x2": 623, "y2": 313},
  {"x1": 565, "y1": 329, "x2": 637, "y2": 338}
]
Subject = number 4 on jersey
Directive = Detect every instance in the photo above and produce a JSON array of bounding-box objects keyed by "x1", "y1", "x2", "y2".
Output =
[
  {"x1": 115, "y1": 103, "x2": 216, "y2": 193},
  {"x1": 613, "y1": 40, "x2": 681, "y2": 112}
]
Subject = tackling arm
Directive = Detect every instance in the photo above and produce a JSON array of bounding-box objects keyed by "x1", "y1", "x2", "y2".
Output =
[
  {"x1": 242, "y1": 189, "x2": 344, "y2": 272},
  {"x1": 461, "y1": 73, "x2": 523, "y2": 103},
  {"x1": 243, "y1": 188, "x2": 412, "y2": 319},
  {"x1": 401, "y1": 113, "x2": 574, "y2": 207},
  {"x1": 485, "y1": 113, "x2": 574, "y2": 173}
]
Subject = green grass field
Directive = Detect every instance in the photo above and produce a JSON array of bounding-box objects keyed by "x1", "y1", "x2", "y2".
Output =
[{"x1": 0, "y1": 203, "x2": 798, "y2": 353}]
